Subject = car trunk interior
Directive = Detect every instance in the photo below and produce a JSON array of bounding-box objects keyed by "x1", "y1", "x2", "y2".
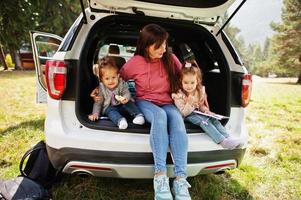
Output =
[{"x1": 76, "y1": 14, "x2": 230, "y2": 134}]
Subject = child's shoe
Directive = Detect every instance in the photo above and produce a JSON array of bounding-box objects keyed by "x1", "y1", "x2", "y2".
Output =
[
  {"x1": 220, "y1": 137, "x2": 242, "y2": 149},
  {"x1": 153, "y1": 175, "x2": 173, "y2": 200},
  {"x1": 173, "y1": 178, "x2": 191, "y2": 200},
  {"x1": 133, "y1": 114, "x2": 145, "y2": 125},
  {"x1": 118, "y1": 118, "x2": 128, "y2": 129}
]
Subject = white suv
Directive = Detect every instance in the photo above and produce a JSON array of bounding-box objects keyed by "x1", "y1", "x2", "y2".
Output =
[{"x1": 30, "y1": 0, "x2": 252, "y2": 179}]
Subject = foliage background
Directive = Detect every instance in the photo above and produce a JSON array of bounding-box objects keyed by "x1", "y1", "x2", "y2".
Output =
[
  {"x1": 0, "y1": 0, "x2": 82, "y2": 69},
  {"x1": 0, "y1": 0, "x2": 300, "y2": 83},
  {"x1": 223, "y1": 0, "x2": 301, "y2": 82}
]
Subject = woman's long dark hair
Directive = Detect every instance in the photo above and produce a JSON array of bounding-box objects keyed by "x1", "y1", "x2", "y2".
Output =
[{"x1": 135, "y1": 24, "x2": 179, "y2": 93}]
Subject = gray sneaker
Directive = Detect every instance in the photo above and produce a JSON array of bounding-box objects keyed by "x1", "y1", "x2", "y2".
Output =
[
  {"x1": 173, "y1": 178, "x2": 191, "y2": 200},
  {"x1": 220, "y1": 137, "x2": 242, "y2": 149},
  {"x1": 154, "y1": 175, "x2": 173, "y2": 200}
]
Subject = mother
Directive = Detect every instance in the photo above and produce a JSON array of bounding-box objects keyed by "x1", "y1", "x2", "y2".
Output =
[{"x1": 120, "y1": 24, "x2": 191, "y2": 200}]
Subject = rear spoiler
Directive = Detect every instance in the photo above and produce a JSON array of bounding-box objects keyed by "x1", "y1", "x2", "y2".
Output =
[{"x1": 216, "y1": 0, "x2": 247, "y2": 36}]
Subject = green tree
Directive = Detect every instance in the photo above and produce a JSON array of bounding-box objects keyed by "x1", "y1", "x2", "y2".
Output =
[
  {"x1": 221, "y1": 12, "x2": 260, "y2": 73},
  {"x1": 32, "y1": 0, "x2": 81, "y2": 36},
  {"x1": 0, "y1": 0, "x2": 82, "y2": 69},
  {"x1": 253, "y1": 44, "x2": 263, "y2": 64},
  {"x1": 0, "y1": 44, "x2": 8, "y2": 70},
  {"x1": 252, "y1": 37, "x2": 277, "y2": 77},
  {"x1": 225, "y1": 25, "x2": 262, "y2": 74},
  {"x1": 262, "y1": 38, "x2": 271, "y2": 59},
  {"x1": 248, "y1": 43, "x2": 263, "y2": 75},
  {"x1": 0, "y1": 0, "x2": 34, "y2": 69},
  {"x1": 271, "y1": 0, "x2": 301, "y2": 83},
  {"x1": 222, "y1": 13, "x2": 245, "y2": 55}
]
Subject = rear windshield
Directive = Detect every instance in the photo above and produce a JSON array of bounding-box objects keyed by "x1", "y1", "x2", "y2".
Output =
[
  {"x1": 221, "y1": 32, "x2": 243, "y2": 66},
  {"x1": 98, "y1": 44, "x2": 135, "y2": 61}
]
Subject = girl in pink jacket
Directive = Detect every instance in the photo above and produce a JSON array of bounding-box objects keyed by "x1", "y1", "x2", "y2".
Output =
[{"x1": 172, "y1": 62, "x2": 243, "y2": 150}]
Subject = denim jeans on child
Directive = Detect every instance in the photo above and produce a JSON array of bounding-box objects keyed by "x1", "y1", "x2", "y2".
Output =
[
  {"x1": 185, "y1": 113, "x2": 229, "y2": 144},
  {"x1": 105, "y1": 101, "x2": 142, "y2": 126},
  {"x1": 136, "y1": 100, "x2": 188, "y2": 177}
]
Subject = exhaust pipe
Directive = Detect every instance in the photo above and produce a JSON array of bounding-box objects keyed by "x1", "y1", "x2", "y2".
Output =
[{"x1": 72, "y1": 170, "x2": 93, "y2": 177}]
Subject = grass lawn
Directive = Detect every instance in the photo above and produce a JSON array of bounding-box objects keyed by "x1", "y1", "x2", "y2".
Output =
[{"x1": 0, "y1": 70, "x2": 300, "y2": 200}]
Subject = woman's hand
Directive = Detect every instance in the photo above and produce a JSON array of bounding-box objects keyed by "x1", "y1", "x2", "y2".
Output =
[
  {"x1": 91, "y1": 88, "x2": 102, "y2": 102},
  {"x1": 88, "y1": 113, "x2": 99, "y2": 121}
]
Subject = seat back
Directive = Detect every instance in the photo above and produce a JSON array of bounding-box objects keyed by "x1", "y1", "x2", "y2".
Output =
[{"x1": 108, "y1": 44, "x2": 126, "y2": 69}]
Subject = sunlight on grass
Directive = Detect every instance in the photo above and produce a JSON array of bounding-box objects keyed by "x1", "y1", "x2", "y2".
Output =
[
  {"x1": 0, "y1": 71, "x2": 45, "y2": 178},
  {"x1": 0, "y1": 72, "x2": 300, "y2": 199},
  {"x1": 233, "y1": 79, "x2": 301, "y2": 200}
]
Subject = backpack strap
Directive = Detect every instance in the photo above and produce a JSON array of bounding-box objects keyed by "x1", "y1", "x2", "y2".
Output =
[{"x1": 19, "y1": 141, "x2": 46, "y2": 177}]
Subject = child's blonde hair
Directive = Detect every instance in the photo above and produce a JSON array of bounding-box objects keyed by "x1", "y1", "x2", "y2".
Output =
[
  {"x1": 93, "y1": 56, "x2": 118, "y2": 81},
  {"x1": 179, "y1": 60, "x2": 203, "y2": 97}
]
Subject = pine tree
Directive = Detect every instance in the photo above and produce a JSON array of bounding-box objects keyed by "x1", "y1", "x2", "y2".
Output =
[
  {"x1": 271, "y1": 0, "x2": 301, "y2": 83},
  {"x1": 222, "y1": 13, "x2": 251, "y2": 70},
  {"x1": 262, "y1": 38, "x2": 271, "y2": 59}
]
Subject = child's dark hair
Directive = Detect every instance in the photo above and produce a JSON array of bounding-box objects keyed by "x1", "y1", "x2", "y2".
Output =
[
  {"x1": 93, "y1": 56, "x2": 118, "y2": 80},
  {"x1": 179, "y1": 61, "x2": 203, "y2": 96}
]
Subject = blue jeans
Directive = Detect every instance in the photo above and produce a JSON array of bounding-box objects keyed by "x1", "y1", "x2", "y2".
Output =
[
  {"x1": 105, "y1": 101, "x2": 142, "y2": 126},
  {"x1": 185, "y1": 113, "x2": 229, "y2": 144},
  {"x1": 136, "y1": 100, "x2": 188, "y2": 177}
]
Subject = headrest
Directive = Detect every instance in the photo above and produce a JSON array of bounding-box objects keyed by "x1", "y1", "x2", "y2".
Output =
[{"x1": 108, "y1": 45, "x2": 120, "y2": 54}]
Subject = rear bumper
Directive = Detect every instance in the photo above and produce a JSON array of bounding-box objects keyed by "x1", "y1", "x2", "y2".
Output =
[{"x1": 47, "y1": 145, "x2": 246, "y2": 178}]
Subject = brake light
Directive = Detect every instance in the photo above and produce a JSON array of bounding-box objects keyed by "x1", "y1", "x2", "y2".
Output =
[
  {"x1": 70, "y1": 165, "x2": 112, "y2": 172},
  {"x1": 45, "y1": 60, "x2": 67, "y2": 99},
  {"x1": 241, "y1": 74, "x2": 252, "y2": 107}
]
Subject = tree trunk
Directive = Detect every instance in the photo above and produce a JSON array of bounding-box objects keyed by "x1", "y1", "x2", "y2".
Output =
[
  {"x1": 14, "y1": 50, "x2": 22, "y2": 70},
  {"x1": 298, "y1": 56, "x2": 301, "y2": 84},
  {"x1": 0, "y1": 45, "x2": 8, "y2": 70},
  {"x1": 297, "y1": 72, "x2": 301, "y2": 84},
  {"x1": 9, "y1": 48, "x2": 22, "y2": 70}
]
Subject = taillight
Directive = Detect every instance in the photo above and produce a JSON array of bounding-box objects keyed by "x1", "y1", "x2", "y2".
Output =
[
  {"x1": 45, "y1": 60, "x2": 67, "y2": 99},
  {"x1": 241, "y1": 74, "x2": 252, "y2": 107},
  {"x1": 204, "y1": 163, "x2": 236, "y2": 169}
]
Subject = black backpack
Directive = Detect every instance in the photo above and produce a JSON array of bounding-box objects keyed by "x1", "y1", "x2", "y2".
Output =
[
  {"x1": 0, "y1": 141, "x2": 57, "y2": 200},
  {"x1": 19, "y1": 141, "x2": 58, "y2": 189}
]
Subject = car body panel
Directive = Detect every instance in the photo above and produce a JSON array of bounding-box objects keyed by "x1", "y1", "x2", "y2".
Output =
[
  {"x1": 45, "y1": 98, "x2": 247, "y2": 152},
  {"x1": 31, "y1": 3, "x2": 249, "y2": 178},
  {"x1": 30, "y1": 31, "x2": 63, "y2": 103},
  {"x1": 90, "y1": 0, "x2": 236, "y2": 24}
]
